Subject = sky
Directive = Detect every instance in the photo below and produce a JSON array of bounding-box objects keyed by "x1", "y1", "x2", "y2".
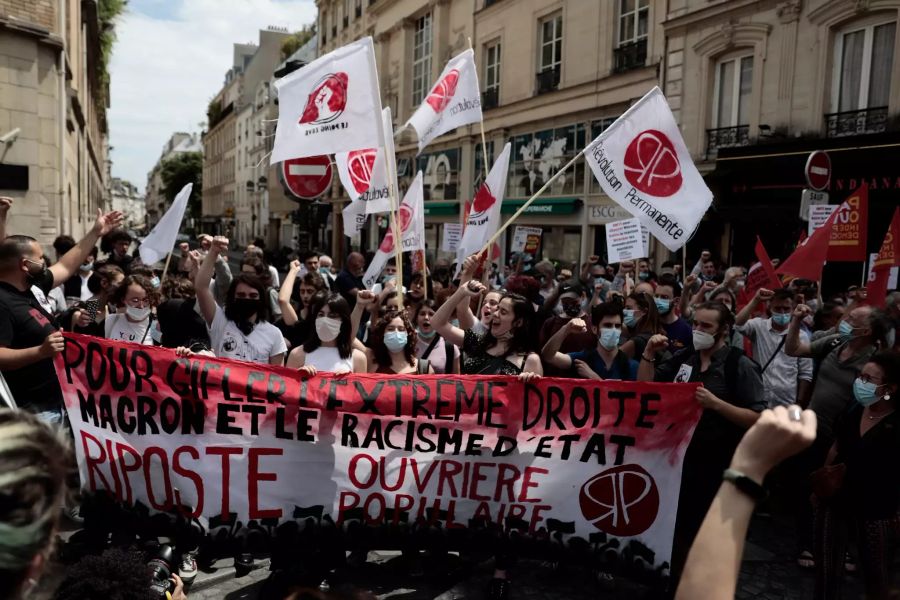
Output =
[{"x1": 107, "y1": 0, "x2": 317, "y2": 193}]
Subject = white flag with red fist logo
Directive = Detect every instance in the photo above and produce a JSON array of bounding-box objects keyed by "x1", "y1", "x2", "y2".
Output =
[
  {"x1": 335, "y1": 147, "x2": 391, "y2": 214},
  {"x1": 405, "y1": 49, "x2": 482, "y2": 153},
  {"x1": 455, "y1": 142, "x2": 511, "y2": 268},
  {"x1": 362, "y1": 171, "x2": 425, "y2": 289},
  {"x1": 583, "y1": 87, "x2": 712, "y2": 252},
  {"x1": 271, "y1": 37, "x2": 383, "y2": 163}
]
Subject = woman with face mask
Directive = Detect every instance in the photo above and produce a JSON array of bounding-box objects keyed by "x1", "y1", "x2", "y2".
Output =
[
  {"x1": 619, "y1": 291, "x2": 664, "y2": 360},
  {"x1": 812, "y1": 351, "x2": 900, "y2": 600},
  {"x1": 66, "y1": 264, "x2": 124, "y2": 336},
  {"x1": 103, "y1": 274, "x2": 158, "y2": 345},
  {"x1": 366, "y1": 310, "x2": 434, "y2": 374},
  {"x1": 413, "y1": 300, "x2": 459, "y2": 374},
  {"x1": 286, "y1": 292, "x2": 366, "y2": 375},
  {"x1": 277, "y1": 260, "x2": 328, "y2": 350}
]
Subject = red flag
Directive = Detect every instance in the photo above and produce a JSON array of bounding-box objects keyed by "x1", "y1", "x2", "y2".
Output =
[
  {"x1": 777, "y1": 203, "x2": 844, "y2": 282},
  {"x1": 827, "y1": 184, "x2": 869, "y2": 262},
  {"x1": 865, "y1": 207, "x2": 900, "y2": 306},
  {"x1": 740, "y1": 237, "x2": 782, "y2": 306}
]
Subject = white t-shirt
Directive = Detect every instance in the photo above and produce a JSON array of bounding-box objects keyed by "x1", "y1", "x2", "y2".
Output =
[
  {"x1": 304, "y1": 346, "x2": 354, "y2": 373},
  {"x1": 104, "y1": 313, "x2": 154, "y2": 345},
  {"x1": 268, "y1": 265, "x2": 280, "y2": 288},
  {"x1": 209, "y1": 304, "x2": 286, "y2": 364},
  {"x1": 79, "y1": 273, "x2": 92, "y2": 301}
]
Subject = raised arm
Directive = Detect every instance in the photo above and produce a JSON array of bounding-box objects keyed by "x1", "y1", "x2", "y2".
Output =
[
  {"x1": 456, "y1": 254, "x2": 481, "y2": 331},
  {"x1": 0, "y1": 197, "x2": 12, "y2": 242},
  {"x1": 736, "y1": 288, "x2": 772, "y2": 327},
  {"x1": 637, "y1": 334, "x2": 668, "y2": 382},
  {"x1": 784, "y1": 304, "x2": 813, "y2": 358},
  {"x1": 279, "y1": 260, "x2": 302, "y2": 326},
  {"x1": 540, "y1": 318, "x2": 585, "y2": 371},
  {"x1": 432, "y1": 281, "x2": 482, "y2": 347},
  {"x1": 350, "y1": 290, "x2": 375, "y2": 341},
  {"x1": 196, "y1": 236, "x2": 228, "y2": 326},
  {"x1": 50, "y1": 209, "x2": 123, "y2": 286}
]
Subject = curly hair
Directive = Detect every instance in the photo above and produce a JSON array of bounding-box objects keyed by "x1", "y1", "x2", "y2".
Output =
[
  {"x1": 369, "y1": 310, "x2": 417, "y2": 369},
  {"x1": 110, "y1": 274, "x2": 160, "y2": 308},
  {"x1": 53, "y1": 547, "x2": 151, "y2": 600}
]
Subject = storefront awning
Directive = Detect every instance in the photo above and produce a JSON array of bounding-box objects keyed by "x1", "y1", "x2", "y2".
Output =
[
  {"x1": 501, "y1": 197, "x2": 582, "y2": 215},
  {"x1": 423, "y1": 201, "x2": 459, "y2": 216}
]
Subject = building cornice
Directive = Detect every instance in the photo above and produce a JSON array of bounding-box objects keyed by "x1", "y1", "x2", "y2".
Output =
[
  {"x1": 0, "y1": 16, "x2": 63, "y2": 48},
  {"x1": 807, "y1": 0, "x2": 900, "y2": 26},
  {"x1": 663, "y1": 0, "x2": 767, "y2": 31},
  {"x1": 692, "y1": 21, "x2": 771, "y2": 57}
]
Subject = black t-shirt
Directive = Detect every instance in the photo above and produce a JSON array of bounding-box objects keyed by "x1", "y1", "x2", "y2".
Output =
[
  {"x1": 0, "y1": 271, "x2": 63, "y2": 411},
  {"x1": 335, "y1": 269, "x2": 363, "y2": 309}
]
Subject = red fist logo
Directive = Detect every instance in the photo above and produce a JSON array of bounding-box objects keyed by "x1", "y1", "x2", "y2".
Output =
[
  {"x1": 471, "y1": 183, "x2": 496, "y2": 215},
  {"x1": 579, "y1": 464, "x2": 659, "y2": 537},
  {"x1": 623, "y1": 130, "x2": 682, "y2": 197}
]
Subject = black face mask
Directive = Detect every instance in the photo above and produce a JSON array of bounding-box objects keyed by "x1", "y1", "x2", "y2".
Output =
[
  {"x1": 226, "y1": 298, "x2": 262, "y2": 334},
  {"x1": 562, "y1": 303, "x2": 581, "y2": 318},
  {"x1": 24, "y1": 261, "x2": 48, "y2": 286}
]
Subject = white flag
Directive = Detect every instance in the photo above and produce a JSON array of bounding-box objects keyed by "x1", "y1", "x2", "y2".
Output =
[
  {"x1": 341, "y1": 200, "x2": 367, "y2": 238},
  {"x1": 583, "y1": 87, "x2": 713, "y2": 252},
  {"x1": 362, "y1": 171, "x2": 425, "y2": 289},
  {"x1": 271, "y1": 37, "x2": 383, "y2": 163},
  {"x1": 455, "y1": 142, "x2": 511, "y2": 266},
  {"x1": 405, "y1": 49, "x2": 483, "y2": 153},
  {"x1": 374, "y1": 107, "x2": 401, "y2": 215},
  {"x1": 139, "y1": 183, "x2": 192, "y2": 266},
  {"x1": 335, "y1": 147, "x2": 391, "y2": 214}
]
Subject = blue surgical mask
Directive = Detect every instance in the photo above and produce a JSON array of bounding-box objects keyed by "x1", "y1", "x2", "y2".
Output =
[
  {"x1": 319, "y1": 267, "x2": 331, "y2": 275},
  {"x1": 771, "y1": 312, "x2": 791, "y2": 327},
  {"x1": 655, "y1": 298, "x2": 672, "y2": 314},
  {"x1": 838, "y1": 320, "x2": 854, "y2": 339},
  {"x1": 853, "y1": 378, "x2": 881, "y2": 407},
  {"x1": 599, "y1": 328, "x2": 621, "y2": 350},
  {"x1": 623, "y1": 309, "x2": 637, "y2": 328},
  {"x1": 417, "y1": 327, "x2": 435, "y2": 340},
  {"x1": 638, "y1": 272, "x2": 649, "y2": 281},
  {"x1": 384, "y1": 331, "x2": 408, "y2": 353}
]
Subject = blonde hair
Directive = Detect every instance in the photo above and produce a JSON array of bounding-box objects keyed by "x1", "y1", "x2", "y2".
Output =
[{"x1": 0, "y1": 409, "x2": 72, "y2": 595}]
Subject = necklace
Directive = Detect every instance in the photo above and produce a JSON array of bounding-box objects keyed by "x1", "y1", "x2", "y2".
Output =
[{"x1": 867, "y1": 413, "x2": 885, "y2": 420}]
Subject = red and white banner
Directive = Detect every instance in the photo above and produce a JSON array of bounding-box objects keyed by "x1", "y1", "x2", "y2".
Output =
[
  {"x1": 362, "y1": 171, "x2": 426, "y2": 289},
  {"x1": 866, "y1": 207, "x2": 900, "y2": 306},
  {"x1": 56, "y1": 334, "x2": 701, "y2": 571},
  {"x1": 826, "y1": 184, "x2": 868, "y2": 262},
  {"x1": 584, "y1": 87, "x2": 713, "y2": 252},
  {"x1": 335, "y1": 147, "x2": 391, "y2": 214},
  {"x1": 456, "y1": 142, "x2": 511, "y2": 267},
  {"x1": 405, "y1": 49, "x2": 483, "y2": 153},
  {"x1": 271, "y1": 37, "x2": 383, "y2": 163}
]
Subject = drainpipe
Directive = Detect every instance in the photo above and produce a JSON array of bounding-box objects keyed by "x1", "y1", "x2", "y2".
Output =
[{"x1": 57, "y1": 0, "x2": 67, "y2": 239}]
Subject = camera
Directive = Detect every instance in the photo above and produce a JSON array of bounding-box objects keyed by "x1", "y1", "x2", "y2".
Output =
[{"x1": 147, "y1": 544, "x2": 176, "y2": 599}]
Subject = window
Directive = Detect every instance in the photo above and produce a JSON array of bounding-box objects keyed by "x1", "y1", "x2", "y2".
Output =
[
  {"x1": 412, "y1": 13, "x2": 433, "y2": 106},
  {"x1": 834, "y1": 21, "x2": 896, "y2": 112},
  {"x1": 483, "y1": 41, "x2": 501, "y2": 109},
  {"x1": 618, "y1": 0, "x2": 649, "y2": 45},
  {"x1": 508, "y1": 124, "x2": 586, "y2": 198},
  {"x1": 355, "y1": 0, "x2": 362, "y2": 19},
  {"x1": 713, "y1": 55, "x2": 753, "y2": 128},
  {"x1": 539, "y1": 13, "x2": 562, "y2": 73},
  {"x1": 343, "y1": 0, "x2": 350, "y2": 27}
]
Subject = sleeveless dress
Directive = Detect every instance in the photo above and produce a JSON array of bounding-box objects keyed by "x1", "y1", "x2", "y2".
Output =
[{"x1": 461, "y1": 330, "x2": 524, "y2": 375}]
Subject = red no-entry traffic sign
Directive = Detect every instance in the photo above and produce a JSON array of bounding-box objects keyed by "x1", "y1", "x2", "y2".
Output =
[
  {"x1": 805, "y1": 150, "x2": 831, "y2": 192},
  {"x1": 281, "y1": 155, "x2": 333, "y2": 200}
]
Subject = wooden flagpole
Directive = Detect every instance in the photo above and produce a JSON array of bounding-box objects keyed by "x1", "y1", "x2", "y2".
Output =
[
  {"x1": 478, "y1": 153, "x2": 583, "y2": 256},
  {"x1": 468, "y1": 37, "x2": 489, "y2": 182}
]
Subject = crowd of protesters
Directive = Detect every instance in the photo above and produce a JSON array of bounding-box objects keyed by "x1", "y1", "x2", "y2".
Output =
[{"x1": 0, "y1": 193, "x2": 897, "y2": 600}]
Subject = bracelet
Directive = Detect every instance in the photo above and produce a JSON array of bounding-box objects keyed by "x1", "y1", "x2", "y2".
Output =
[
  {"x1": 640, "y1": 353, "x2": 656, "y2": 363},
  {"x1": 723, "y1": 468, "x2": 768, "y2": 502}
]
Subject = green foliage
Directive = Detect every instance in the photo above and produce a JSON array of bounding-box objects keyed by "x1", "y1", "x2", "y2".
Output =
[
  {"x1": 280, "y1": 23, "x2": 317, "y2": 60},
  {"x1": 96, "y1": 0, "x2": 127, "y2": 107},
  {"x1": 160, "y1": 152, "x2": 203, "y2": 220},
  {"x1": 207, "y1": 99, "x2": 223, "y2": 129}
]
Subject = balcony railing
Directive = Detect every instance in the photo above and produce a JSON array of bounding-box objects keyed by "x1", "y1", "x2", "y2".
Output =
[
  {"x1": 536, "y1": 66, "x2": 560, "y2": 95},
  {"x1": 482, "y1": 87, "x2": 499, "y2": 110},
  {"x1": 824, "y1": 106, "x2": 888, "y2": 137},
  {"x1": 705, "y1": 125, "x2": 750, "y2": 159},
  {"x1": 613, "y1": 39, "x2": 648, "y2": 73}
]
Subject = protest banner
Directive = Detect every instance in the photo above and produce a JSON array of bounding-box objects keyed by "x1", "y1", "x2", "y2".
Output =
[
  {"x1": 271, "y1": 38, "x2": 384, "y2": 163},
  {"x1": 866, "y1": 207, "x2": 900, "y2": 305},
  {"x1": 511, "y1": 226, "x2": 542, "y2": 256},
  {"x1": 808, "y1": 205, "x2": 838, "y2": 236},
  {"x1": 584, "y1": 87, "x2": 713, "y2": 252},
  {"x1": 441, "y1": 223, "x2": 463, "y2": 253},
  {"x1": 56, "y1": 333, "x2": 702, "y2": 573},
  {"x1": 827, "y1": 184, "x2": 868, "y2": 262},
  {"x1": 779, "y1": 201, "x2": 845, "y2": 282},
  {"x1": 605, "y1": 218, "x2": 646, "y2": 263}
]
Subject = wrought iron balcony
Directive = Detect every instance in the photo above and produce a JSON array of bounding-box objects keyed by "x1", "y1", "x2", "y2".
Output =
[
  {"x1": 824, "y1": 106, "x2": 888, "y2": 137},
  {"x1": 482, "y1": 87, "x2": 499, "y2": 110},
  {"x1": 613, "y1": 40, "x2": 648, "y2": 73},
  {"x1": 535, "y1": 66, "x2": 560, "y2": 95},
  {"x1": 705, "y1": 125, "x2": 750, "y2": 159}
]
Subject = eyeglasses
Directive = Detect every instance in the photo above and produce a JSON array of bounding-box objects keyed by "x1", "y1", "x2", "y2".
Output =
[{"x1": 858, "y1": 374, "x2": 883, "y2": 385}]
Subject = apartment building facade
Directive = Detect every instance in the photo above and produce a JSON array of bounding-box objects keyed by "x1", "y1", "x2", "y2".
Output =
[
  {"x1": 0, "y1": 0, "x2": 110, "y2": 244},
  {"x1": 144, "y1": 131, "x2": 202, "y2": 229}
]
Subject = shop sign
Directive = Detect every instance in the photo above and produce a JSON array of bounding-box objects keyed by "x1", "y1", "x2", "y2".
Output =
[{"x1": 587, "y1": 203, "x2": 632, "y2": 224}]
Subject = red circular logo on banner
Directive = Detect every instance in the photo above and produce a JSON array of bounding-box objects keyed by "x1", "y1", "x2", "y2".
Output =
[
  {"x1": 425, "y1": 69, "x2": 460, "y2": 113},
  {"x1": 348, "y1": 149, "x2": 377, "y2": 194},
  {"x1": 379, "y1": 204, "x2": 414, "y2": 253},
  {"x1": 579, "y1": 464, "x2": 659, "y2": 536},
  {"x1": 623, "y1": 130, "x2": 683, "y2": 197},
  {"x1": 299, "y1": 72, "x2": 348, "y2": 125},
  {"x1": 471, "y1": 183, "x2": 497, "y2": 217}
]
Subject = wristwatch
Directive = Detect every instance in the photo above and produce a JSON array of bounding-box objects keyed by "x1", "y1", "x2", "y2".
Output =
[{"x1": 722, "y1": 468, "x2": 768, "y2": 502}]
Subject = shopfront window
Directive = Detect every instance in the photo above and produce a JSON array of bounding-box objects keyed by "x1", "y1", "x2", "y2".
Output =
[
  {"x1": 588, "y1": 117, "x2": 618, "y2": 194},
  {"x1": 398, "y1": 147, "x2": 459, "y2": 201},
  {"x1": 508, "y1": 124, "x2": 586, "y2": 198}
]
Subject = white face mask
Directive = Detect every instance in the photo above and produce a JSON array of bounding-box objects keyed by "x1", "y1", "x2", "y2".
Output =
[
  {"x1": 126, "y1": 306, "x2": 151, "y2": 321},
  {"x1": 692, "y1": 330, "x2": 716, "y2": 351},
  {"x1": 316, "y1": 316, "x2": 343, "y2": 342}
]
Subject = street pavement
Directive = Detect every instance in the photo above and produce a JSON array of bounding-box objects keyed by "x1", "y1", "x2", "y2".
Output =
[{"x1": 36, "y1": 510, "x2": 897, "y2": 599}]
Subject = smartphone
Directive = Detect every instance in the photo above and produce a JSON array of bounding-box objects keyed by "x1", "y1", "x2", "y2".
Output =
[{"x1": 84, "y1": 298, "x2": 100, "y2": 323}]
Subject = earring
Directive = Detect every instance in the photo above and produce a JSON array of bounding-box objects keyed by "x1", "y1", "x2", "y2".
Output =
[{"x1": 885, "y1": 393, "x2": 892, "y2": 401}]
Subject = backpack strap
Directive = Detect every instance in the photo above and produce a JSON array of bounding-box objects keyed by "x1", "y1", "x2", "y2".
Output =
[
  {"x1": 443, "y1": 338, "x2": 455, "y2": 374},
  {"x1": 416, "y1": 358, "x2": 431, "y2": 375},
  {"x1": 421, "y1": 334, "x2": 441, "y2": 359},
  {"x1": 761, "y1": 337, "x2": 786, "y2": 373}
]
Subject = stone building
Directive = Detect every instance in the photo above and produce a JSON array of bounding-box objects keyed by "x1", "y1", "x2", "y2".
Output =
[
  {"x1": 0, "y1": 0, "x2": 110, "y2": 244},
  {"x1": 144, "y1": 132, "x2": 202, "y2": 229},
  {"x1": 109, "y1": 176, "x2": 143, "y2": 230}
]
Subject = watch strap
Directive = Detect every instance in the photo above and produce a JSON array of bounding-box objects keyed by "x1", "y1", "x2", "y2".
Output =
[{"x1": 723, "y1": 468, "x2": 768, "y2": 502}]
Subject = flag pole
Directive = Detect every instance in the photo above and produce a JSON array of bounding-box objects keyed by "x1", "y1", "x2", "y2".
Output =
[
  {"x1": 420, "y1": 248, "x2": 429, "y2": 298},
  {"x1": 161, "y1": 251, "x2": 174, "y2": 282},
  {"x1": 478, "y1": 152, "x2": 583, "y2": 255},
  {"x1": 468, "y1": 37, "x2": 489, "y2": 181}
]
